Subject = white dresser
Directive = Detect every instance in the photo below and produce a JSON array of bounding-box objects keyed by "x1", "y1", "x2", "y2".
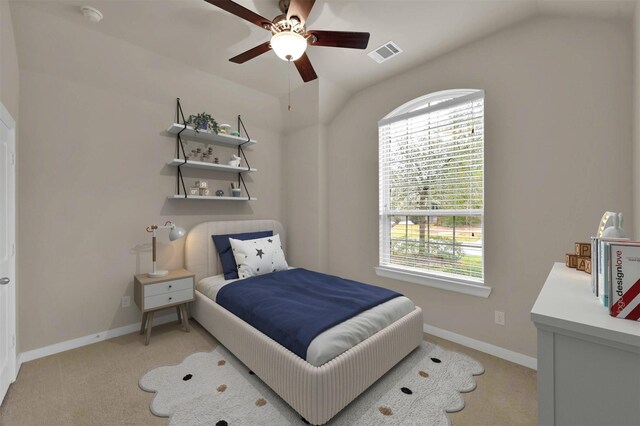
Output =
[{"x1": 531, "y1": 263, "x2": 640, "y2": 426}]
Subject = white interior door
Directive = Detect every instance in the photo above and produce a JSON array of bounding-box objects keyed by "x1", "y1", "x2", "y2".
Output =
[{"x1": 0, "y1": 102, "x2": 16, "y2": 404}]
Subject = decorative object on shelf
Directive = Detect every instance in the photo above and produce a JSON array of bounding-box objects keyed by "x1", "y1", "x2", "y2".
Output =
[
  {"x1": 218, "y1": 123, "x2": 232, "y2": 134},
  {"x1": 230, "y1": 131, "x2": 241, "y2": 137},
  {"x1": 188, "y1": 187, "x2": 200, "y2": 196},
  {"x1": 187, "y1": 112, "x2": 218, "y2": 134},
  {"x1": 189, "y1": 147, "x2": 203, "y2": 161},
  {"x1": 195, "y1": 180, "x2": 208, "y2": 189},
  {"x1": 601, "y1": 212, "x2": 626, "y2": 238},
  {"x1": 230, "y1": 182, "x2": 241, "y2": 197},
  {"x1": 215, "y1": 190, "x2": 225, "y2": 197},
  {"x1": 199, "y1": 188, "x2": 211, "y2": 196},
  {"x1": 146, "y1": 221, "x2": 186, "y2": 278},
  {"x1": 228, "y1": 154, "x2": 241, "y2": 168},
  {"x1": 214, "y1": 157, "x2": 219, "y2": 164}
]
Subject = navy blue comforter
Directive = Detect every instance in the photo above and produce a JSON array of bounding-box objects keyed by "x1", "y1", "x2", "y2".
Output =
[{"x1": 216, "y1": 268, "x2": 401, "y2": 360}]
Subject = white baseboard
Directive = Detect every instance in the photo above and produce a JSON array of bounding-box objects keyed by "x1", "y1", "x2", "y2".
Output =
[
  {"x1": 17, "y1": 313, "x2": 179, "y2": 369},
  {"x1": 423, "y1": 323, "x2": 537, "y2": 370}
]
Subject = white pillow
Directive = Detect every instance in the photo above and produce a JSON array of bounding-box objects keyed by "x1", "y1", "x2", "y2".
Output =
[{"x1": 229, "y1": 234, "x2": 288, "y2": 279}]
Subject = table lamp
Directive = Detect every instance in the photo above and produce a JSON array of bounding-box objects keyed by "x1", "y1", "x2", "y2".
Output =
[{"x1": 146, "y1": 221, "x2": 186, "y2": 277}]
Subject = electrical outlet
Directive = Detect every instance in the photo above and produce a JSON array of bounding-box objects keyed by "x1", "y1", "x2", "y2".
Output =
[
  {"x1": 121, "y1": 296, "x2": 131, "y2": 308},
  {"x1": 494, "y1": 310, "x2": 505, "y2": 326}
]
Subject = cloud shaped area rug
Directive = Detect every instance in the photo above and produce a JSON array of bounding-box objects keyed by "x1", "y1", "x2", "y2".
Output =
[{"x1": 140, "y1": 341, "x2": 484, "y2": 425}]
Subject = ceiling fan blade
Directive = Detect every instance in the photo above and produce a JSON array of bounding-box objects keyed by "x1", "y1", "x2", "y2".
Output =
[
  {"x1": 286, "y1": 0, "x2": 315, "y2": 25},
  {"x1": 204, "y1": 0, "x2": 272, "y2": 30},
  {"x1": 229, "y1": 41, "x2": 272, "y2": 64},
  {"x1": 294, "y1": 53, "x2": 318, "y2": 82},
  {"x1": 307, "y1": 30, "x2": 370, "y2": 49}
]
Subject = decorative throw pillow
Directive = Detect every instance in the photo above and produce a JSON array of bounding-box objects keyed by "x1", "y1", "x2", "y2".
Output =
[
  {"x1": 212, "y1": 231, "x2": 273, "y2": 279},
  {"x1": 230, "y1": 234, "x2": 288, "y2": 279}
]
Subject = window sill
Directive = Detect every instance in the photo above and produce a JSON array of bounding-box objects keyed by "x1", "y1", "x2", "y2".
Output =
[{"x1": 374, "y1": 266, "x2": 492, "y2": 298}]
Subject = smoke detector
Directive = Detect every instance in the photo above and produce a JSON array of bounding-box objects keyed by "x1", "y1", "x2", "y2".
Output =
[
  {"x1": 368, "y1": 41, "x2": 403, "y2": 64},
  {"x1": 81, "y1": 6, "x2": 103, "y2": 23}
]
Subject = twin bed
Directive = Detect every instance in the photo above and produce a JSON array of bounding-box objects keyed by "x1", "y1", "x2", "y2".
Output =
[{"x1": 185, "y1": 220, "x2": 423, "y2": 425}]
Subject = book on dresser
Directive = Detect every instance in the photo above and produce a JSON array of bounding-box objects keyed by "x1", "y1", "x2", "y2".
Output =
[
  {"x1": 608, "y1": 242, "x2": 640, "y2": 322},
  {"x1": 594, "y1": 237, "x2": 629, "y2": 307}
]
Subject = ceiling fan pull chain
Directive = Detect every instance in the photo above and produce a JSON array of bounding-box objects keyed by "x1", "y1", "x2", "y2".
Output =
[{"x1": 288, "y1": 60, "x2": 292, "y2": 111}]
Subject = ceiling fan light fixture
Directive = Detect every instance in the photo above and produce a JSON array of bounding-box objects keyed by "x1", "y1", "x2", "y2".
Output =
[{"x1": 271, "y1": 31, "x2": 307, "y2": 61}]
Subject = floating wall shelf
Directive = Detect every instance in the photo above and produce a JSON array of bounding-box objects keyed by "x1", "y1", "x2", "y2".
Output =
[
  {"x1": 167, "y1": 159, "x2": 256, "y2": 173},
  {"x1": 167, "y1": 195, "x2": 256, "y2": 201},
  {"x1": 167, "y1": 123, "x2": 257, "y2": 147}
]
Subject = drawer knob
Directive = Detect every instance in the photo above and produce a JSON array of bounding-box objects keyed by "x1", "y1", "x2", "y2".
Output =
[
  {"x1": 169, "y1": 297, "x2": 172, "y2": 301},
  {"x1": 169, "y1": 285, "x2": 172, "y2": 288}
]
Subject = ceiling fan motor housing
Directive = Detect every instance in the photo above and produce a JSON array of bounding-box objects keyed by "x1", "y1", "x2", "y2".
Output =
[{"x1": 271, "y1": 16, "x2": 305, "y2": 36}]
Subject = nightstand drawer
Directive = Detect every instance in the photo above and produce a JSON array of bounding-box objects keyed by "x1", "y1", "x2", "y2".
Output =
[
  {"x1": 144, "y1": 288, "x2": 193, "y2": 310},
  {"x1": 144, "y1": 277, "x2": 193, "y2": 297}
]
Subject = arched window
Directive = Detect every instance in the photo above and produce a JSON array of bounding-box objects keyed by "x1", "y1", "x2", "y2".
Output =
[{"x1": 376, "y1": 89, "x2": 485, "y2": 289}]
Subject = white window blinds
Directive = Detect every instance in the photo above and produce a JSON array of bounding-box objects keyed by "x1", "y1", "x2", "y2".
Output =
[{"x1": 378, "y1": 90, "x2": 484, "y2": 282}]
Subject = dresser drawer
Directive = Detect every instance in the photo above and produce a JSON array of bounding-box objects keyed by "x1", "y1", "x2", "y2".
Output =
[
  {"x1": 144, "y1": 288, "x2": 193, "y2": 310},
  {"x1": 144, "y1": 277, "x2": 193, "y2": 297}
]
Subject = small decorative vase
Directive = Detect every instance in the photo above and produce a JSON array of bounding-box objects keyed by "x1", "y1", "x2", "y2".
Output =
[
  {"x1": 215, "y1": 190, "x2": 224, "y2": 197},
  {"x1": 231, "y1": 188, "x2": 241, "y2": 197}
]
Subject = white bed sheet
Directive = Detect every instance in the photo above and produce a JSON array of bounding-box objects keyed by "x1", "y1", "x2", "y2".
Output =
[{"x1": 197, "y1": 273, "x2": 416, "y2": 366}]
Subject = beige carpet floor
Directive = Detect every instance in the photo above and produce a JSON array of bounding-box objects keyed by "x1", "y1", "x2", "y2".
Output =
[{"x1": 0, "y1": 319, "x2": 537, "y2": 425}]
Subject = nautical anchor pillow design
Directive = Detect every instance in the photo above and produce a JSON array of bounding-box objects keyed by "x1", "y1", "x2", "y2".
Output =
[{"x1": 230, "y1": 234, "x2": 288, "y2": 279}]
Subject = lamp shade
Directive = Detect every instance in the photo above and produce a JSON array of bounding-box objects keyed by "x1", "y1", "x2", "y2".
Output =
[
  {"x1": 169, "y1": 225, "x2": 186, "y2": 241},
  {"x1": 271, "y1": 31, "x2": 307, "y2": 61}
]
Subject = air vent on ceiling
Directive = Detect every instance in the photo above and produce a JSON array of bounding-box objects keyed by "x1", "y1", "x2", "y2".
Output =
[{"x1": 368, "y1": 41, "x2": 403, "y2": 64}]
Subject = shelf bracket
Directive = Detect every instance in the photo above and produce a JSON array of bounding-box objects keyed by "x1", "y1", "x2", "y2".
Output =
[
  {"x1": 237, "y1": 114, "x2": 252, "y2": 199},
  {"x1": 238, "y1": 173, "x2": 251, "y2": 201},
  {"x1": 175, "y1": 98, "x2": 188, "y2": 197},
  {"x1": 237, "y1": 115, "x2": 252, "y2": 172}
]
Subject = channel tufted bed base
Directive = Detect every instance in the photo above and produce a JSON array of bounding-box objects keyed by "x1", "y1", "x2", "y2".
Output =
[{"x1": 186, "y1": 220, "x2": 424, "y2": 425}]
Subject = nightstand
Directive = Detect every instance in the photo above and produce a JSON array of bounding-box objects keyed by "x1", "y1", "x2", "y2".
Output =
[{"x1": 134, "y1": 268, "x2": 195, "y2": 345}]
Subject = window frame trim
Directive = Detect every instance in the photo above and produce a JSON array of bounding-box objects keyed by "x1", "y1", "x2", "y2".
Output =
[
  {"x1": 379, "y1": 90, "x2": 485, "y2": 126},
  {"x1": 378, "y1": 88, "x2": 486, "y2": 288},
  {"x1": 374, "y1": 265, "x2": 492, "y2": 298}
]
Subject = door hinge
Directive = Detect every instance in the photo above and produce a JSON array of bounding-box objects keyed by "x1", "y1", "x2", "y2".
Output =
[
  {"x1": 12, "y1": 335, "x2": 15, "y2": 348},
  {"x1": 9, "y1": 151, "x2": 15, "y2": 166},
  {"x1": 11, "y1": 244, "x2": 15, "y2": 257}
]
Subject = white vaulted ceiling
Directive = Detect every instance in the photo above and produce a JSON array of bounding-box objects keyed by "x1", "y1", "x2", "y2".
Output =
[{"x1": 10, "y1": 0, "x2": 636, "y2": 99}]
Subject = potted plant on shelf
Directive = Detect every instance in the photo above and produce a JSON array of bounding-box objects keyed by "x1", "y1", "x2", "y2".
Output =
[{"x1": 186, "y1": 112, "x2": 219, "y2": 134}]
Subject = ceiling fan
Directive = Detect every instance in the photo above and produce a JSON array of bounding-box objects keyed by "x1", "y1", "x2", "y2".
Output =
[{"x1": 205, "y1": 0, "x2": 371, "y2": 83}]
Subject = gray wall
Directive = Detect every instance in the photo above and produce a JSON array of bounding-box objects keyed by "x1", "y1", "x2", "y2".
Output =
[
  {"x1": 12, "y1": 3, "x2": 285, "y2": 352},
  {"x1": 323, "y1": 16, "x2": 632, "y2": 358}
]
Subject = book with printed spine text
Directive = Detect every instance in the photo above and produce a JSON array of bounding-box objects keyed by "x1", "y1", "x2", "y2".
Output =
[{"x1": 608, "y1": 242, "x2": 640, "y2": 321}]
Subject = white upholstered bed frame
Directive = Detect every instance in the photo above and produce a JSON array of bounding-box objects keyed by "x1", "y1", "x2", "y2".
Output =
[{"x1": 185, "y1": 220, "x2": 423, "y2": 425}]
